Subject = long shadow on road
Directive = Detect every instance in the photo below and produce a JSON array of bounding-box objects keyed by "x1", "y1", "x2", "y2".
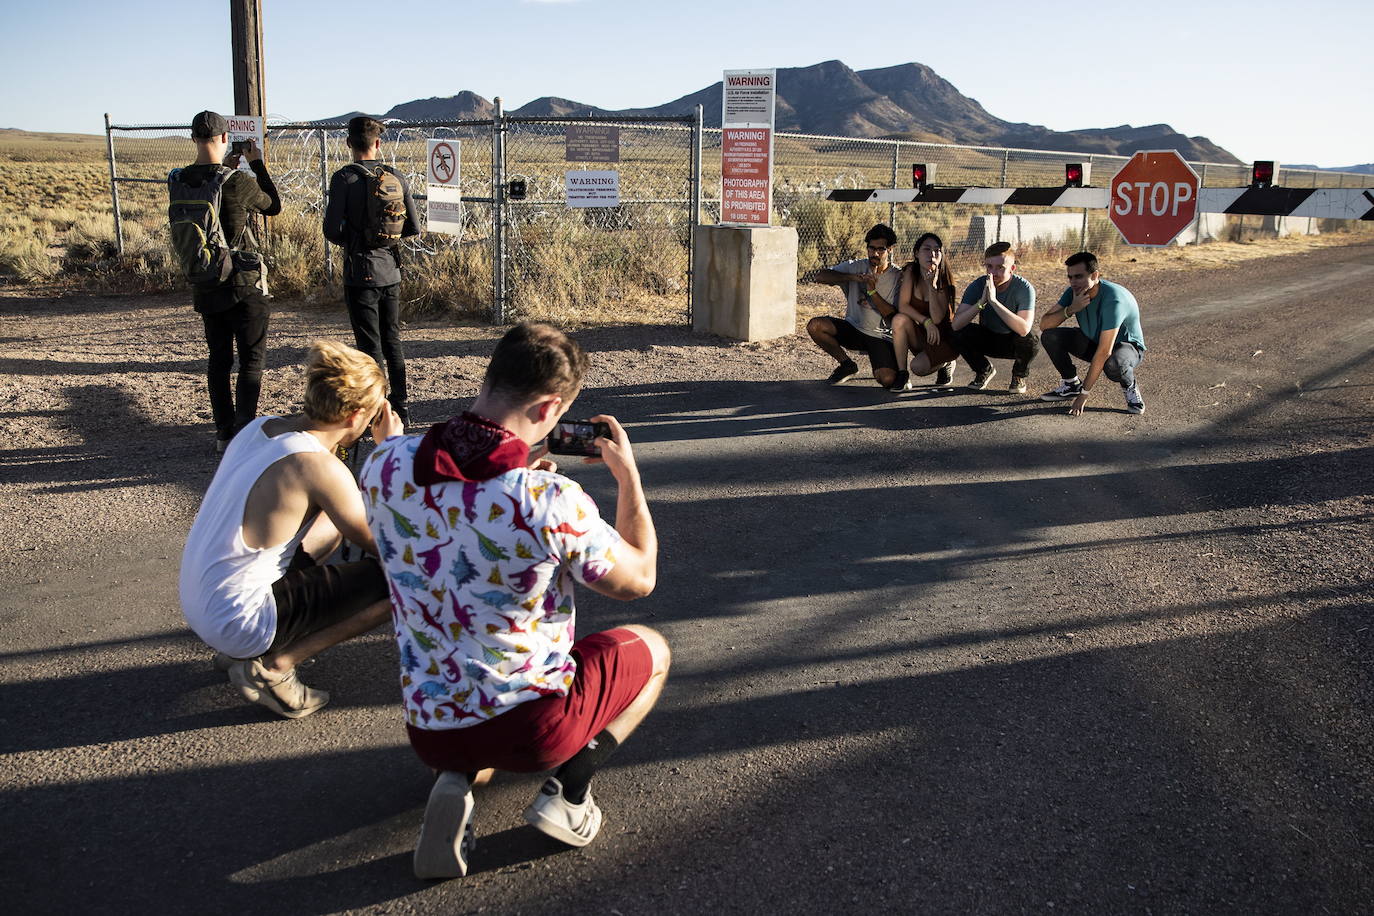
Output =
[{"x1": 1, "y1": 602, "x2": 1369, "y2": 913}]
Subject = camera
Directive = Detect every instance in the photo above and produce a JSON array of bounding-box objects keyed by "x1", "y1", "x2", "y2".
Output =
[
  {"x1": 231, "y1": 139, "x2": 251, "y2": 154},
  {"x1": 547, "y1": 420, "x2": 610, "y2": 457}
]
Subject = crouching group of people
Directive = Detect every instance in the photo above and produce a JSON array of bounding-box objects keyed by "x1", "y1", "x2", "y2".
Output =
[
  {"x1": 179, "y1": 324, "x2": 669, "y2": 879},
  {"x1": 807, "y1": 224, "x2": 1147, "y2": 416}
]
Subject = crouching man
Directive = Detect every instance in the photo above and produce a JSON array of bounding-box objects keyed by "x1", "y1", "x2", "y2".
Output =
[
  {"x1": 360, "y1": 322, "x2": 669, "y2": 879},
  {"x1": 179, "y1": 341, "x2": 405, "y2": 718},
  {"x1": 951, "y1": 241, "x2": 1040, "y2": 393}
]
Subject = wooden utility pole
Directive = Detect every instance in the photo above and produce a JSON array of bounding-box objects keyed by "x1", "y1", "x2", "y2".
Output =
[{"x1": 230, "y1": 0, "x2": 265, "y2": 116}]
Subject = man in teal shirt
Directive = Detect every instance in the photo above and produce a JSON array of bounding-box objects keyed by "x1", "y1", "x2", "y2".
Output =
[{"x1": 1038, "y1": 251, "x2": 1147, "y2": 415}]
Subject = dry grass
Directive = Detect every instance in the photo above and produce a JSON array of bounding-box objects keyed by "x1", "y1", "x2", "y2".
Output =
[{"x1": 2, "y1": 128, "x2": 1369, "y2": 327}]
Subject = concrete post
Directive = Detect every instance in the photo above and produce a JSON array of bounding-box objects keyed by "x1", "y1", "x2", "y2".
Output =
[{"x1": 692, "y1": 225, "x2": 798, "y2": 341}]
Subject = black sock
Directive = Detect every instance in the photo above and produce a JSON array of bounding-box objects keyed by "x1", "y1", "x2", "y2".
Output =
[{"x1": 555, "y1": 730, "x2": 620, "y2": 804}]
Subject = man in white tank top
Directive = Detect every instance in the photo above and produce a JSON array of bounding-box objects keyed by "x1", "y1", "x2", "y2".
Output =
[{"x1": 180, "y1": 341, "x2": 405, "y2": 718}]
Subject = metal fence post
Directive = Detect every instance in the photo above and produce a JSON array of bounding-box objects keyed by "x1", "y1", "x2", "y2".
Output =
[
  {"x1": 1079, "y1": 154, "x2": 1092, "y2": 250},
  {"x1": 890, "y1": 140, "x2": 900, "y2": 229},
  {"x1": 104, "y1": 113, "x2": 125, "y2": 257},
  {"x1": 995, "y1": 149, "x2": 1009, "y2": 243},
  {"x1": 319, "y1": 128, "x2": 333, "y2": 283},
  {"x1": 493, "y1": 98, "x2": 507, "y2": 324},
  {"x1": 689, "y1": 104, "x2": 703, "y2": 324}
]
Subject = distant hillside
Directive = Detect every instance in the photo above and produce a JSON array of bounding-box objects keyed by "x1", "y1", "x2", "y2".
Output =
[
  {"x1": 326, "y1": 59, "x2": 1243, "y2": 164},
  {"x1": 1289, "y1": 162, "x2": 1374, "y2": 175}
]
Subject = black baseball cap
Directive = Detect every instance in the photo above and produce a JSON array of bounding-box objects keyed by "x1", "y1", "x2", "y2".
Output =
[{"x1": 191, "y1": 110, "x2": 228, "y2": 139}]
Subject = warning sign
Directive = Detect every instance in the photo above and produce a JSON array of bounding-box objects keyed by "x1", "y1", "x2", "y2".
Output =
[
  {"x1": 721, "y1": 127, "x2": 772, "y2": 225},
  {"x1": 566, "y1": 125, "x2": 620, "y2": 163},
  {"x1": 227, "y1": 114, "x2": 265, "y2": 172},
  {"x1": 425, "y1": 139, "x2": 462, "y2": 237},
  {"x1": 566, "y1": 170, "x2": 620, "y2": 208},
  {"x1": 720, "y1": 69, "x2": 775, "y2": 226}
]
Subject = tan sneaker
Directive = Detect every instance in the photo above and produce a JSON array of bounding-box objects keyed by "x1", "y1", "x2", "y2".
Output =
[
  {"x1": 1008, "y1": 376, "x2": 1028, "y2": 395},
  {"x1": 228, "y1": 657, "x2": 329, "y2": 719}
]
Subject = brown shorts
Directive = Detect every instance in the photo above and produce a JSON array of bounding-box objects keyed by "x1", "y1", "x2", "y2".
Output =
[
  {"x1": 406, "y1": 627, "x2": 654, "y2": 773},
  {"x1": 917, "y1": 319, "x2": 959, "y2": 366},
  {"x1": 267, "y1": 548, "x2": 389, "y2": 652}
]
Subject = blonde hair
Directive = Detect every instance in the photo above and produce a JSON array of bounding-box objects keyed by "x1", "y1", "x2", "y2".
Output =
[{"x1": 302, "y1": 340, "x2": 387, "y2": 423}]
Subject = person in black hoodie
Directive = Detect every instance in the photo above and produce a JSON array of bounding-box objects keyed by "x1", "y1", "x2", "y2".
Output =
[
  {"x1": 323, "y1": 115, "x2": 421, "y2": 424},
  {"x1": 179, "y1": 110, "x2": 282, "y2": 453}
]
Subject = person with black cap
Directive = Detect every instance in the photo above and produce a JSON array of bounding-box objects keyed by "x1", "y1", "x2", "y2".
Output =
[
  {"x1": 176, "y1": 110, "x2": 282, "y2": 453},
  {"x1": 323, "y1": 115, "x2": 420, "y2": 425}
]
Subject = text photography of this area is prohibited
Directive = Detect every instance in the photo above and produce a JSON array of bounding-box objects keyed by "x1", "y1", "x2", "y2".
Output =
[{"x1": 721, "y1": 69, "x2": 775, "y2": 227}]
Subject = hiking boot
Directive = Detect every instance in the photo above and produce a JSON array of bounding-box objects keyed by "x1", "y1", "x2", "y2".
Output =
[
  {"x1": 934, "y1": 362, "x2": 955, "y2": 387},
  {"x1": 1008, "y1": 375, "x2": 1028, "y2": 395},
  {"x1": 1124, "y1": 382, "x2": 1146, "y2": 415},
  {"x1": 228, "y1": 657, "x2": 329, "y2": 719},
  {"x1": 1040, "y1": 379, "x2": 1083, "y2": 401},
  {"x1": 414, "y1": 771, "x2": 477, "y2": 879},
  {"x1": 969, "y1": 365, "x2": 996, "y2": 390},
  {"x1": 825, "y1": 360, "x2": 859, "y2": 385},
  {"x1": 888, "y1": 369, "x2": 911, "y2": 392},
  {"x1": 523, "y1": 777, "x2": 603, "y2": 848}
]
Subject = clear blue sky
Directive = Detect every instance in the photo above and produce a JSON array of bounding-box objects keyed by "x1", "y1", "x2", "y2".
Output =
[{"x1": 3, "y1": 0, "x2": 1370, "y2": 168}]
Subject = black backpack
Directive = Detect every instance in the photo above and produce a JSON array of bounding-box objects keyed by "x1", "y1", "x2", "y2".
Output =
[
  {"x1": 167, "y1": 165, "x2": 236, "y2": 285},
  {"x1": 351, "y1": 162, "x2": 406, "y2": 248}
]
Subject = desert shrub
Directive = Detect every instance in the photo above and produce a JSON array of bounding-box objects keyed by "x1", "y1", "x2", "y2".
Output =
[{"x1": 0, "y1": 231, "x2": 58, "y2": 281}]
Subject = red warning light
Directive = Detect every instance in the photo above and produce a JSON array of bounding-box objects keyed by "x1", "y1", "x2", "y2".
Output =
[
  {"x1": 911, "y1": 163, "x2": 934, "y2": 190},
  {"x1": 1065, "y1": 163, "x2": 1089, "y2": 187},
  {"x1": 1250, "y1": 161, "x2": 1276, "y2": 189}
]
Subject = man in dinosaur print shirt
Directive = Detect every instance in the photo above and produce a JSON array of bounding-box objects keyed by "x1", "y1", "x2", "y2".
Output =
[{"x1": 360, "y1": 321, "x2": 669, "y2": 879}]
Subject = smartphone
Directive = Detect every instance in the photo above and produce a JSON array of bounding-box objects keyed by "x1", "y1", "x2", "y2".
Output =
[
  {"x1": 231, "y1": 139, "x2": 250, "y2": 154},
  {"x1": 547, "y1": 420, "x2": 611, "y2": 457}
]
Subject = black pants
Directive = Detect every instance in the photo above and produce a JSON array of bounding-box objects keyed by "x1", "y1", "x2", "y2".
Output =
[
  {"x1": 201, "y1": 291, "x2": 269, "y2": 440},
  {"x1": 344, "y1": 283, "x2": 407, "y2": 408},
  {"x1": 952, "y1": 324, "x2": 1041, "y2": 378}
]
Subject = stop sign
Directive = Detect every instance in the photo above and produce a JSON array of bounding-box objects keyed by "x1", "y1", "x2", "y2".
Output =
[{"x1": 1109, "y1": 150, "x2": 1201, "y2": 246}]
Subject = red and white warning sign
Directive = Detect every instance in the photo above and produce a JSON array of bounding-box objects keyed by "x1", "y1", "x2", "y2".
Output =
[
  {"x1": 1109, "y1": 150, "x2": 1201, "y2": 247},
  {"x1": 720, "y1": 69, "x2": 776, "y2": 227},
  {"x1": 425, "y1": 139, "x2": 462, "y2": 237}
]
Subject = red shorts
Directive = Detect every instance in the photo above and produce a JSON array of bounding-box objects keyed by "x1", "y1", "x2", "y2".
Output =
[{"x1": 406, "y1": 627, "x2": 653, "y2": 773}]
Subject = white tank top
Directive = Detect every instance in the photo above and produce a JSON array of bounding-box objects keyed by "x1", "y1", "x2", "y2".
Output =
[{"x1": 179, "y1": 417, "x2": 329, "y2": 657}]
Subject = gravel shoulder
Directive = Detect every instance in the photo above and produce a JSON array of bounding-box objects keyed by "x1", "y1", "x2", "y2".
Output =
[{"x1": 1, "y1": 238, "x2": 1371, "y2": 914}]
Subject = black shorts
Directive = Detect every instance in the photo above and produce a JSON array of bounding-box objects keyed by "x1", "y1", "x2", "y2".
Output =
[
  {"x1": 267, "y1": 548, "x2": 389, "y2": 651},
  {"x1": 821, "y1": 317, "x2": 899, "y2": 372}
]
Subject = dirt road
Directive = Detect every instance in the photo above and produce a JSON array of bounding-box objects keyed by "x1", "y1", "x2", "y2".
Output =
[{"x1": 1, "y1": 240, "x2": 1371, "y2": 913}]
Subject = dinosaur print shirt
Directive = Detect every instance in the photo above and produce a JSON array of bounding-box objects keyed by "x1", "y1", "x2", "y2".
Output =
[{"x1": 360, "y1": 433, "x2": 621, "y2": 730}]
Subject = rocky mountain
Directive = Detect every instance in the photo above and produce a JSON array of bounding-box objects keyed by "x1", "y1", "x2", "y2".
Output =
[
  {"x1": 318, "y1": 60, "x2": 1241, "y2": 163},
  {"x1": 1289, "y1": 162, "x2": 1374, "y2": 175}
]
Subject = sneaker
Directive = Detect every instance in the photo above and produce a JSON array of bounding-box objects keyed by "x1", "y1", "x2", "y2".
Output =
[
  {"x1": 888, "y1": 369, "x2": 911, "y2": 392},
  {"x1": 1124, "y1": 382, "x2": 1145, "y2": 415},
  {"x1": 414, "y1": 772, "x2": 477, "y2": 879},
  {"x1": 934, "y1": 362, "x2": 955, "y2": 387},
  {"x1": 825, "y1": 360, "x2": 859, "y2": 385},
  {"x1": 523, "y1": 777, "x2": 603, "y2": 848},
  {"x1": 215, "y1": 437, "x2": 231, "y2": 456},
  {"x1": 1040, "y1": 379, "x2": 1083, "y2": 401},
  {"x1": 228, "y1": 657, "x2": 329, "y2": 719},
  {"x1": 1008, "y1": 376, "x2": 1028, "y2": 395},
  {"x1": 969, "y1": 366, "x2": 996, "y2": 390}
]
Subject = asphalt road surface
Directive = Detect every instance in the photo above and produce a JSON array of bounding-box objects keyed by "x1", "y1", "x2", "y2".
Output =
[{"x1": 1, "y1": 241, "x2": 1371, "y2": 914}]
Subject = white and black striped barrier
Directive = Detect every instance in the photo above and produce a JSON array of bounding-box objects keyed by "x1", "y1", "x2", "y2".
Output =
[{"x1": 826, "y1": 186, "x2": 1374, "y2": 220}]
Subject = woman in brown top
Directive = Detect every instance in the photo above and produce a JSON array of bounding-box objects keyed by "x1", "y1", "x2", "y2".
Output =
[{"x1": 891, "y1": 231, "x2": 960, "y2": 391}]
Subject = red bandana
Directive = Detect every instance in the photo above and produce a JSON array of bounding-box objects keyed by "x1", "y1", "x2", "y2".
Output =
[{"x1": 413, "y1": 412, "x2": 530, "y2": 485}]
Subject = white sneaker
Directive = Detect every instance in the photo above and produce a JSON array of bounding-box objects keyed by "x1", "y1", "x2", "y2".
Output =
[
  {"x1": 414, "y1": 771, "x2": 476, "y2": 879},
  {"x1": 1124, "y1": 382, "x2": 1145, "y2": 415},
  {"x1": 523, "y1": 777, "x2": 603, "y2": 847}
]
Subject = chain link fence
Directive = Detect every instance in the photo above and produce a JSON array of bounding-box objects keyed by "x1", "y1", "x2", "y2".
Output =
[{"x1": 107, "y1": 113, "x2": 1367, "y2": 322}]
